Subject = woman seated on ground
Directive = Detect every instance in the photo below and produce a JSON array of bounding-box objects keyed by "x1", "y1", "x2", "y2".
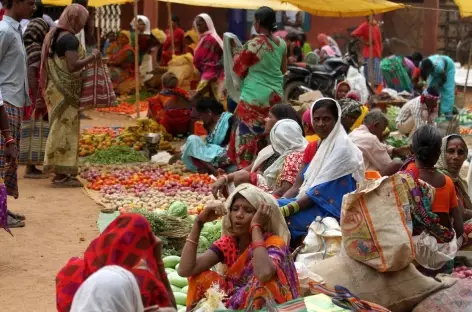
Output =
[
  {"x1": 212, "y1": 104, "x2": 305, "y2": 197},
  {"x1": 401, "y1": 126, "x2": 464, "y2": 272},
  {"x1": 286, "y1": 32, "x2": 302, "y2": 64},
  {"x1": 279, "y1": 98, "x2": 365, "y2": 248},
  {"x1": 339, "y1": 97, "x2": 364, "y2": 134},
  {"x1": 395, "y1": 87, "x2": 439, "y2": 138},
  {"x1": 436, "y1": 134, "x2": 472, "y2": 228},
  {"x1": 56, "y1": 214, "x2": 176, "y2": 312},
  {"x1": 302, "y1": 109, "x2": 319, "y2": 143},
  {"x1": 213, "y1": 119, "x2": 306, "y2": 197},
  {"x1": 148, "y1": 72, "x2": 191, "y2": 136},
  {"x1": 102, "y1": 31, "x2": 117, "y2": 57},
  {"x1": 181, "y1": 98, "x2": 234, "y2": 175},
  {"x1": 108, "y1": 30, "x2": 135, "y2": 95},
  {"x1": 178, "y1": 184, "x2": 299, "y2": 310}
]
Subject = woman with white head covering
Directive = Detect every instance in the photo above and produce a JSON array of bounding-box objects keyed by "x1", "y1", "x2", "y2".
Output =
[
  {"x1": 192, "y1": 13, "x2": 225, "y2": 105},
  {"x1": 279, "y1": 98, "x2": 365, "y2": 247},
  {"x1": 212, "y1": 104, "x2": 306, "y2": 198},
  {"x1": 179, "y1": 183, "x2": 300, "y2": 310}
]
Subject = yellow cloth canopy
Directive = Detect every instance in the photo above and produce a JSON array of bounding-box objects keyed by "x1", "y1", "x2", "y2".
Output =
[
  {"x1": 42, "y1": 0, "x2": 132, "y2": 7},
  {"x1": 157, "y1": 0, "x2": 298, "y2": 11},
  {"x1": 455, "y1": 0, "x2": 472, "y2": 17},
  {"x1": 285, "y1": 0, "x2": 404, "y2": 17}
]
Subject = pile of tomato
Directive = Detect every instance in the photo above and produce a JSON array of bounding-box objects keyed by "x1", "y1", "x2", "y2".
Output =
[{"x1": 96, "y1": 101, "x2": 149, "y2": 115}]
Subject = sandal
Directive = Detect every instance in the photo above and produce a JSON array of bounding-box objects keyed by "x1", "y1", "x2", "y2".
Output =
[
  {"x1": 8, "y1": 210, "x2": 26, "y2": 221},
  {"x1": 7, "y1": 215, "x2": 25, "y2": 228},
  {"x1": 52, "y1": 176, "x2": 83, "y2": 188}
]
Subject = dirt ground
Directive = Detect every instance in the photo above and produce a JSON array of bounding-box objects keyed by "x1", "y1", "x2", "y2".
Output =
[{"x1": 0, "y1": 111, "x2": 136, "y2": 312}]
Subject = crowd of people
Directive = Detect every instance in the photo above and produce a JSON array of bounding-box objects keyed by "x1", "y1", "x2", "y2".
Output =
[{"x1": 1, "y1": 0, "x2": 472, "y2": 310}]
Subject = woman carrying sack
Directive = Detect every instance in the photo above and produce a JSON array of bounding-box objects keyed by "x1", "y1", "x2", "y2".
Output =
[
  {"x1": 40, "y1": 4, "x2": 101, "y2": 187},
  {"x1": 20, "y1": 18, "x2": 50, "y2": 179}
]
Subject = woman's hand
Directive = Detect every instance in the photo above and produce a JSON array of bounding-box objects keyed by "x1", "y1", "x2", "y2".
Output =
[
  {"x1": 5, "y1": 141, "x2": 17, "y2": 167},
  {"x1": 198, "y1": 200, "x2": 227, "y2": 223},
  {"x1": 91, "y1": 49, "x2": 101, "y2": 58},
  {"x1": 251, "y1": 202, "x2": 271, "y2": 228},
  {"x1": 211, "y1": 177, "x2": 227, "y2": 199}
]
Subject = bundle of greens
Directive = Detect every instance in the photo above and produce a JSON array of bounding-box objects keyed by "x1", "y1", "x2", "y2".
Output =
[
  {"x1": 83, "y1": 146, "x2": 147, "y2": 165},
  {"x1": 386, "y1": 106, "x2": 401, "y2": 131}
]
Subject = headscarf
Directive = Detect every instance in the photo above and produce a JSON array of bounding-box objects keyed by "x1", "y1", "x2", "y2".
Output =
[
  {"x1": 436, "y1": 134, "x2": 472, "y2": 212},
  {"x1": 335, "y1": 81, "x2": 351, "y2": 100},
  {"x1": 131, "y1": 15, "x2": 151, "y2": 35},
  {"x1": 263, "y1": 119, "x2": 307, "y2": 188},
  {"x1": 250, "y1": 25, "x2": 259, "y2": 37},
  {"x1": 303, "y1": 109, "x2": 313, "y2": 129},
  {"x1": 23, "y1": 18, "x2": 49, "y2": 67},
  {"x1": 70, "y1": 266, "x2": 144, "y2": 312},
  {"x1": 317, "y1": 33, "x2": 329, "y2": 46},
  {"x1": 194, "y1": 13, "x2": 223, "y2": 51},
  {"x1": 119, "y1": 30, "x2": 132, "y2": 44},
  {"x1": 339, "y1": 98, "x2": 362, "y2": 120},
  {"x1": 298, "y1": 98, "x2": 365, "y2": 197},
  {"x1": 346, "y1": 90, "x2": 362, "y2": 102},
  {"x1": 56, "y1": 214, "x2": 170, "y2": 312},
  {"x1": 184, "y1": 29, "x2": 199, "y2": 44},
  {"x1": 40, "y1": 4, "x2": 89, "y2": 90},
  {"x1": 151, "y1": 28, "x2": 167, "y2": 44},
  {"x1": 223, "y1": 32, "x2": 242, "y2": 102},
  {"x1": 222, "y1": 183, "x2": 290, "y2": 243}
]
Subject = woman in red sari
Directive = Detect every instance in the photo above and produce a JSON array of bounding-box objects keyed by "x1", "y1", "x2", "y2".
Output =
[
  {"x1": 179, "y1": 184, "x2": 299, "y2": 310},
  {"x1": 148, "y1": 72, "x2": 191, "y2": 136},
  {"x1": 108, "y1": 30, "x2": 135, "y2": 95},
  {"x1": 161, "y1": 15, "x2": 185, "y2": 67},
  {"x1": 56, "y1": 214, "x2": 176, "y2": 312}
]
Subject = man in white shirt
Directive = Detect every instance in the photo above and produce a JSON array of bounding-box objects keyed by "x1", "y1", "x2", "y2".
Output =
[{"x1": 349, "y1": 110, "x2": 409, "y2": 176}]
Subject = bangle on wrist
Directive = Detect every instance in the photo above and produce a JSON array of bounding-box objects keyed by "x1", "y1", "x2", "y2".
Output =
[
  {"x1": 250, "y1": 223, "x2": 262, "y2": 233},
  {"x1": 5, "y1": 138, "x2": 14, "y2": 146},
  {"x1": 186, "y1": 238, "x2": 198, "y2": 246},
  {"x1": 251, "y1": 241, "x2": 265, "y2": 249}
]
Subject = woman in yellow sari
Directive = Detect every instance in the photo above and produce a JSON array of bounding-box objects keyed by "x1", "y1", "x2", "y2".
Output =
[
  {"x1": 178, "y1": 183, "x2": 299, "y2": 310},
  {"x1": 108, "y1": 30, "x2": 135, "y2": 95},
  {"x1": 40, "y1": 4, "x2": 100, "y2": 187}
]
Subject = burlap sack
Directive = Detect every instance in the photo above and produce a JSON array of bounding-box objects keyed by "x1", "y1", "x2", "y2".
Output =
[
  {"x1": 341, "y1": 174, "x2": 414, "y2": 272},
  {"x1": 308, "y1": 250, "x2": 454, "y2": 312}
]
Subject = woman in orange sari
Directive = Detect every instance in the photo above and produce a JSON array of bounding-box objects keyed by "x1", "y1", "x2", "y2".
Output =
[
  {"x1": 178, "y1": 183, "x2": 299, "y2": 310},
  {"x1": 108, "y1": 30, "x2": 135, "y2": 95}
]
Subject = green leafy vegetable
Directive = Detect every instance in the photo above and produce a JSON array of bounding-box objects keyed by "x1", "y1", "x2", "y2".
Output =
[
  {"x1": 83, "y1": 146, "x2": 147, "y2": 164},
  {"x1": 386, "y1": 106, "x2": 401, "y2": 131}
]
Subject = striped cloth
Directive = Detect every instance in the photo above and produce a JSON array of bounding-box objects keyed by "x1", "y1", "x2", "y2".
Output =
[
  {"x1": 0, "y1": 103, "x2": 23, "y2": 199},
  {"x1": 19, "y1": 114, "x2": 49, "y2": 166},
  {"x1": 364, "y1": 57, "x2": 382, "y2": 86}
]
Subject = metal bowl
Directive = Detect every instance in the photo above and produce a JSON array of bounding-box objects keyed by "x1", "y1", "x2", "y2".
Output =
[{"x1": 145, "y1": 133, "x2": 161, "y2": 144}]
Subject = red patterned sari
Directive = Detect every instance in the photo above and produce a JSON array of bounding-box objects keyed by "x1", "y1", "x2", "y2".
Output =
[
  {"x1": 56, "y1": 214, "x2": 171, "y2": 312},
  {"x1": 187, "y1": 234, "x2": 299, "y2": 310}
]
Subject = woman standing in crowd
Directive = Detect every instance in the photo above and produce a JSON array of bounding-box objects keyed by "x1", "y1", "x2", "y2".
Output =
[
  {"x1": 279, "y1": 98, "x2": 364, "y2": 247},
  {"x1": 182, "y1": 98, "x2": 233, "y2": 175},
  {"x1": 40, "y1": 4, "x2": 100, "y2": 187},
  {"x1": 437, "y1": 135, "x2": 472, "y2": 223},
  {"x1": 108, "y1": 30, "x2": 135, "y2": 95},
  {"x1": 228, "y1": 6, "x2": 287, "y2": 168},
  {"x1": 420, "y1": 54, "x2": 456, "y2": 116},
  {"x1": 20, "y1": 17, "x2": 50, "y2": 179},
  {"x1": 57, "y1": 214, "x2": 176, "y2": 312},
  {"x1": 161, "y1": 15, "x2": 185, "y2": 67},
  {"x1": 179, "y1": 184, "x2": 299, "y2": 310},
  {"x1": 193, "y1": 13, "x2": 225, "y2": 104}
]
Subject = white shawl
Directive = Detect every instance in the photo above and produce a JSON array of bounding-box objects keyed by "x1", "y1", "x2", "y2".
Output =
[
  {"x1": 131, "y1": 15, "x2": 151, "y2": 35},
  {"x1": 70, "y1": 265, "x2": 144, "y2": 312},
  {"x1": 298, "y1": 98, "x2": 365, "y2": 197},
  {"x1": 195, "y1": 13, "x2": 223, "y2": 51}
]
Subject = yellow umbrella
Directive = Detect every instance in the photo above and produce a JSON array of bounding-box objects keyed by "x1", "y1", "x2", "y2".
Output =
[
  {"x1": 454, "y1": 0, "x2": 472, "y2": 18},
  {"x1": 42, "y1": 0, "x2": 132, "y2": 7},
  {"x1": 285, "y1": 0, "x2": 404, "y2": 17}
]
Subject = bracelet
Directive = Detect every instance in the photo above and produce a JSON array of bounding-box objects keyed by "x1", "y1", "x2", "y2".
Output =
[
  {"x1": 290, "y1": 202, "x2": 300, "y2": 214},
  {"x1": 186, "y1": 238, "x2": 198, "y2": 246},
  {"x1": 250, "y1": 223, "x2": 262, "y2": 233},
  {"x1": 5, "y1": 138, "x2": 14, "y2": 146},
  {"x1": 251, "y1": 241, "x2": 265, "y2": 249},
  {"x1": 281, "y1": 205, "x2": 290, "y2": 217}
]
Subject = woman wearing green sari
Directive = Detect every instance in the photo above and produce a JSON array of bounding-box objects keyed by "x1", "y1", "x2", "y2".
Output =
[{"x1": 40, "y1": 4, "x2": 100, "y2": 187}]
